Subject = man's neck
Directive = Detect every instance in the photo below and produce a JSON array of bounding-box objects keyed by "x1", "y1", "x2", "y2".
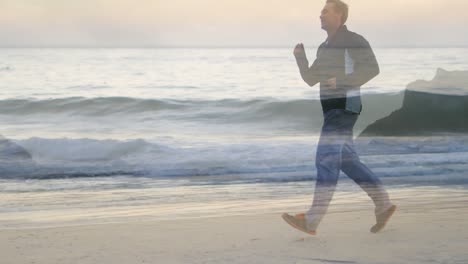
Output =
[{"x1": 326, "y1": 25, "x2": 342, "y2": 41}]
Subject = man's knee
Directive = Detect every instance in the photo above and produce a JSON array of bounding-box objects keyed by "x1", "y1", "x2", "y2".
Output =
[
  {"x1": 341, "y1": 144, "x2": 360, "y2": 163},
  {"x1": 315, "y1": 152, "x2": 340, "y2": 185}
]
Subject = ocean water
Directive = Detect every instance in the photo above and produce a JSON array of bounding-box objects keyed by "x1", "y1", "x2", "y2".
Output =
[{"x1": 1, "y1": 48, "x2": 468, "y2": 227}]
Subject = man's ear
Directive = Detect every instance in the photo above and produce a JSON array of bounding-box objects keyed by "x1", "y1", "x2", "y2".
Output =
[{"x1": 338, "y1": 12, "x2": 344, "y2": 24}]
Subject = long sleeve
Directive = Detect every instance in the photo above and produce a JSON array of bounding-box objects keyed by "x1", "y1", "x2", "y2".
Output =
[
  {"x1": 340, "y1": 37, "x2": 379, "y2": 88},
  {"x1": 295, "y1": 49, "x2": 325, "y2": 87}
]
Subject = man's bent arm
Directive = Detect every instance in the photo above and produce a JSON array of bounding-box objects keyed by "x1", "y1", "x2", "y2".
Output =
[{"x1": 295, "y1": 52, "x2": 322, "y2": 87}]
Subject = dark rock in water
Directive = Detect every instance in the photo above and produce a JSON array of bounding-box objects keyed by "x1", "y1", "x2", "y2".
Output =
[
  {"x1": 359, "y1": 69, "x2": 468, "y2": 137},
  {"x1": 0, "y1": 136, "x2": 37, "y2": 179},
  {"x1": 0, "y1": 137, "x2": 33, "y2": 161}
]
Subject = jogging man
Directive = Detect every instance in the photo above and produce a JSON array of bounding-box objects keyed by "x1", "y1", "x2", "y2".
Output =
[{"x1": 282, "y1": 0, "x2": 396, "y2": 235}]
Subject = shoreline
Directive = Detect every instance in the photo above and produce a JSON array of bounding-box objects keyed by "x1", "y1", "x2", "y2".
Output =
[{"x1": 1, "y1": 178, "x2": 467, "y2": 230}]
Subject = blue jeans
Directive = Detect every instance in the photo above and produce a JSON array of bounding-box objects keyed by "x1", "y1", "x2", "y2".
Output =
[{"x1": 305, "y1": 109, "x2": 391, "y2": 229}]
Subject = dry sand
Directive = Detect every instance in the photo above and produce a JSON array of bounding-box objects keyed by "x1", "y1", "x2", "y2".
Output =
[{"x1": 1, "y1": 186, "x2": 468, "y2": 264}]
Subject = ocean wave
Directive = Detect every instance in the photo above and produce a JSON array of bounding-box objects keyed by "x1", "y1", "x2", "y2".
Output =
[
  {"x1": 0, "y1": 93, "x2": 404, "y2": 137},
  {"x1": 0, "y1": 97, "x2": 190, "y2": 115},
  {"x1": 0, "y1": 93, "x2": 402, "y2": 121},
  {"x1": 1, "y1": 136, "x2": 468, "y2": 182}
]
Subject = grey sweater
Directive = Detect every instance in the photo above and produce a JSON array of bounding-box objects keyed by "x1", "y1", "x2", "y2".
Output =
[{"x1": 295, "y1": 25, "x2": 380, "y2": 114}]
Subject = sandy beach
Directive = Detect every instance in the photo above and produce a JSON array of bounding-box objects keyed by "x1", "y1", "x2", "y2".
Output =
[{"x1": 1, "y1": 184, "x2": 467, "y2": 264}]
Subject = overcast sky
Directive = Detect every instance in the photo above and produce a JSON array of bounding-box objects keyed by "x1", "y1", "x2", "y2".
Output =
[{"x1": 1, "y1": 0, "x2": 467, "y2": 47}]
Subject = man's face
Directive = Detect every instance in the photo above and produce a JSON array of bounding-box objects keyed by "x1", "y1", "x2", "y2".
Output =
[{"x1": 320, "y1": 3, "x2": 342, "y2": 31}]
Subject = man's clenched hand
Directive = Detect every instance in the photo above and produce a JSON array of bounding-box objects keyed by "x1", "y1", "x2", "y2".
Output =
[
  {"x1": 326, "y1": 77, "x2": 337, "y2": 89},
  {"x1": 293, "y1": 43, "x2": 306, "y2": 58}
]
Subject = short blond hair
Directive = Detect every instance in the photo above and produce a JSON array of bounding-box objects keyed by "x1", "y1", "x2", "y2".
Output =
[{"x1": 326, "y1": 0, "x2": 349, "y2": 25}]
